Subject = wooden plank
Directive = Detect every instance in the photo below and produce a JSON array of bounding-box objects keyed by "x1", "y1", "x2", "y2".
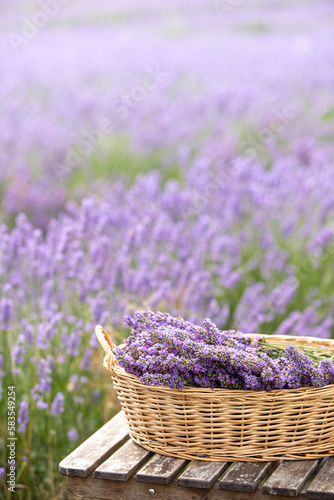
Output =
[
  {"x1": 306, "y1": 457, "x2": 334, "y2": 500},
  {"x1": 178, "y1": 460, "x2": 229, "y2": 489},
  {"x1": 68, "y1": 474, "x2": 306, "y2": 500},
  {"x1": 136, "y1": 454, "x2": 188, "y2": 485},
  {"x1": 220, "y1": 461, "x2": 274, "y2": 493},
  {"x1": 262, "y1": 460, "x2": 320, "y2": 497},
  {"x1": 95, "y1": 439, "x2": 152, "y2": 481},
  {"x1": 59, "y1": 411, "x2": 129, "y2": 477}
]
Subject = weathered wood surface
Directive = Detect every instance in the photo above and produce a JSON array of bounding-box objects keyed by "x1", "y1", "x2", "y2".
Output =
[
  {"x1": 95, "y1": 439, "x2": 152, "y2": 481},
  {"x1": 59, "y1": 411, "x2": 129, "y2": 477},
  {"x1": 68, "y1": 474, "x2": 306, "y2": 500},
  {"x1": 136, "y1": 454, "x2": 188, "y2": 485},
  {"x1": 60, "y1": 410, "x2": 334, "y2": 499},
  {"x1": 306, "y1": 457, "x2": 334, "y2": 500},
  {"x1": 220, "y1": 461, "x2": 274, "y2": 493},
  {"x1": 178, "y1": 460, "x2": 229, "y2": 489},
  {"x1": 262, "y1": 459, "x2": 320, "y2": 497}
]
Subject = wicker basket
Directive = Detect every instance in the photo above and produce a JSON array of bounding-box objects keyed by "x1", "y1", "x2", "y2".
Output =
[{"x1": 96, "y1": 325, "x2": 334, "y2": 461}]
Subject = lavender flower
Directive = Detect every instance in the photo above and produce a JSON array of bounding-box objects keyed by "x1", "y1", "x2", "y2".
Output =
[
  {"x1": 36, "y1": 400, "x2": 48, "y2": 410},
  {"x1": 0, "y1": 298, "x2": 13, "y2": 330},
  {"x1": 12, "y1": 335, "x2": 26, "y2": 365},
  {"x1": 17, "y1": 401, "x2": 29, "y2": 433},
  {"x1": 32, "y1": 357, "x2": 53, "y2": 396},
  {"x1": 79, "y1": 349, "x2": 92, "y2": 370},
  {"x1": 51, "y1": 393, "x2": 64, "y2": 416},
  {"x1": 92, "y1": 390, "x2": 101, "y2": 403},
  {"x1": 67, "y1": 429, "x2": 78, "y2": 442}
]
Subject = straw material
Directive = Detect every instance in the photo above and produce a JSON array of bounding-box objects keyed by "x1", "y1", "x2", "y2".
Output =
[{"x1": 96, "y1": 325, "x2": 334, "y2": 461}]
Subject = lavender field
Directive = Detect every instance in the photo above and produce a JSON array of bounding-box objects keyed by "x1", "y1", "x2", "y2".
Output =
[{"x1": 1, "y1": 0, "x2": 334, "y2": 498}]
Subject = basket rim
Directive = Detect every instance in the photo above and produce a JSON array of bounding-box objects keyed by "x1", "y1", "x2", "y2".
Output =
[{"x1": 110, "y1": 333, "x2": 334, "y2": 396}]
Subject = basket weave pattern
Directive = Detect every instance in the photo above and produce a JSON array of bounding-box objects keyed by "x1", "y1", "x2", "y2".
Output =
[{"x1": 96, "y1": 325, "x2": 334, "y2": 461}]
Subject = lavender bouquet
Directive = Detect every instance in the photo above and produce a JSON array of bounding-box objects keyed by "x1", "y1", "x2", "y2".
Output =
[{"x1": 115, "y1": 311, "x2": 334, "y2": 391}]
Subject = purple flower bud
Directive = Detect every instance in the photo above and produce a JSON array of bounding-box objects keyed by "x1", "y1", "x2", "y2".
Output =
[
  {"x1": 67, "y1": 428, "x2": 78, "y2": 442},
  {"x1": 18, "y1": 401, "x2": 29, "y2": 433},
  {"x1": 0, "y1": 298, "x2": 13, "y2": 329},
  {"x1": 51, "y1": 393, "x2": 64, "y2": 416},
  {"x1": 33, "y1": 357, "x2": 53, "y2": 395},
  {"x1": 79, "y1": 349, "x2": 92, "y2": 370},
  {"x1": 36, "y1": 400, "x2": 48, "y2": 410},
  {"x1": 12, "y1": 334, "x2": 25, "y2": 365},
  {"x1": 92, "y1": 390, "x2": 101, "y2": 403}
]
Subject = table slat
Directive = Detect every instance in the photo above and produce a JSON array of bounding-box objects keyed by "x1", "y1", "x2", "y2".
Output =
[
  {"x1": 262, "y1": 459, "x2": 320, "y2": 497},
  {"x1": 68, "y1": 474, "x2": 306, "y2": 500},
  {"x1": 95, "y1": 439, "x2": 152, "y2": 481},
  {"x1": 136, "y1": 454, "x2": 188, "y2": 485},
  {"x1": 220, "y1": 461, "x2": 274, "y2": 493},
  {"x1": 306, "y1": 457, "x2": 334, "y2": 500},
  {"x1": 178, "y1": 460, "x2": 229, "y2": 489},
  {"x1": 59, "y1": 411, "x2": 129, "y2": 477}
]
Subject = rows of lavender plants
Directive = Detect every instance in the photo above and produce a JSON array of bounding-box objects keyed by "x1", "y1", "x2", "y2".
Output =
[
  {"x1": 1, "y1": 0, "x2": 334, "y2": 226},
  {"x1": 1, "y1": 0, "x2": 334, "y2": 498}
]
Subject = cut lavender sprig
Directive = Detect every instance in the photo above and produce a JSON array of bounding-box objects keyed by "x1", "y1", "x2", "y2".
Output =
[{"x1": 115, "y1": 311, "x2": 334, "y2": 391}]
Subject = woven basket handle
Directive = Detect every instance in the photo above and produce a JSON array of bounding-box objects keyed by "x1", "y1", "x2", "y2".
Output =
[{"x1": 95, "y1": 325, "x2": 117, "y2": 374}]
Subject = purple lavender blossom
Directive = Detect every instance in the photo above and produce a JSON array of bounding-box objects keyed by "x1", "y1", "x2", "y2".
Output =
[
  {"x1": 92, "y1": 390, "x2": 101, "y2": 403},
  {"x1": 32, "y1": 357, "x2": 53, "y2": 396},
  {"x1": 79, "y1": 349, "x2": 92, "y2": 370},
  {"x1": 12, "y1": 334, "x2": 26, "y2": 365},
  {"x1": 0, "y1": 298, "x2": 13, "y2": 330},
  {"x1": 36, "y1": 400, "x2": 48, "y2": 410},
  {"x1": 0, "y1": 354, "x2": 3, "y2": 402},
  {"x1": 18, "y1": 401, "x2": 29, "y2": 433},
  {"x1": 67, "y1": 429, "x2": 78, "y2": 442},
  {"x1": 51, "y1": 393, "x2": 65, "y2": 416}
]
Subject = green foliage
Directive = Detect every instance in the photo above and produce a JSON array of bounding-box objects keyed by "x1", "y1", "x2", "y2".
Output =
[
  {"x1": 0, "y1": 325, "x2": 120, "y2": 500},
  {"x1": 67, "y1": 134, "x2": 182, "y2": 194}
]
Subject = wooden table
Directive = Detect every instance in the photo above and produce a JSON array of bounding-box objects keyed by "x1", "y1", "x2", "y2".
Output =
[{"x1": 59, "y1": 411, "x2": 334, "y2": 500}]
